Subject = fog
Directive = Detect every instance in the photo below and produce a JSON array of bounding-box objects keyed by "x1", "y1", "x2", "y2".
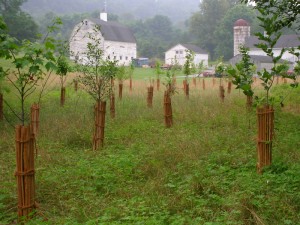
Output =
[{"x1": 22, "y1": 0, "x2": 199, "y2": 23}]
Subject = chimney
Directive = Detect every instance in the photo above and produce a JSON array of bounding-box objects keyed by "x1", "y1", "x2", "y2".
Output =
[{"x1": 100, "y1": 11, "x2": 107, "y2": 22}]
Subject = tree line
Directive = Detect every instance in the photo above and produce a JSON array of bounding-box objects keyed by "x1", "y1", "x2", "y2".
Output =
[{"x1": 1, "y1": 0, "x2": 298, "y2": 61}]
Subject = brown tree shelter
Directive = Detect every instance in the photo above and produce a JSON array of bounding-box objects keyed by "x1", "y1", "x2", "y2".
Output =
[
  {"x1": 227, "y1": 81, "x2": 232, "y2": 94},
  {"x1": 164, "y1": 90, "x2": 173, "y2": 128},
  {"x1": 147, "y1": 86, "x2": 154, "y2": 108},
  {"x1": 219, "y1": 85, "x2": 225, "y2": 102},
  {"x1": 60, "y1": 87, "x2": 66, "y2": 106},
  {"x1": 93, "y1": 101, "x2": 106, "y2": 150},
  {"x1": 15, "y1": 125, "x2": 36, "y2": 220},
  {"x1": 118, "y1": 83, "x2": 123, "y2": 100},
  {"x1": 257, "y1": 105, "x2": 274, "y2": 174}
]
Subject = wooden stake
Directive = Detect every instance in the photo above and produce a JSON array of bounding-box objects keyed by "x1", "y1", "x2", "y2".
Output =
[
  {"x1": 202, "y1": 79, "x2": 206, "y2": 90},
  {"x1": 193, "y1": 77, "x2": 196, "y2": 87}
]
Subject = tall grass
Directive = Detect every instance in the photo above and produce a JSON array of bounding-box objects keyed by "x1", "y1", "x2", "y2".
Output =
[{"x1": 0, "y1": 76, "x2": 299, "y2": 224}]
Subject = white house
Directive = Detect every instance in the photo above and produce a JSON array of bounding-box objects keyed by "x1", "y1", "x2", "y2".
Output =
[
  {"x1": 165, "y1": 44, "x2": 208, "y2": 67},
  {"x1": 69, "y1": 12, "x2": 137, "y2": 66},
  {"x1": 233, "y1": 19, "x2": 300, "y2": 68}
]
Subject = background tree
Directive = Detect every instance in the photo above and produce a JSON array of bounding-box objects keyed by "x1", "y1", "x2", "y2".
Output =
[
  {"x1": 189, "y1": 0, "x2": 237, "y2": 59},
  {"x1": 241, "y1": 0, "x2": 300, "y2": 32},
  {"x1": 0, "y1": 0, "x2": 38, "y2": 41},
  {"x1": 214, "y1": 4, "x2": 259, "y2": 60}
]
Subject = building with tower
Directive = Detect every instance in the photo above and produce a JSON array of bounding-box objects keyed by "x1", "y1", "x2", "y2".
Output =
[
  {"x1": 231, "y1": 18, "x2": 300, "y2": 70},
  {"x1": 69, "y1": 6, "x2": 137, "y2": 66},
  {"x1": 233, "y1": 19, "x2": 250, "y2": 57}
]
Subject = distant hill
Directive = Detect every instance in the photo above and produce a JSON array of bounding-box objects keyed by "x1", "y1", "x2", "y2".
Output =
[{"x1": 22, "y1": 0, "x2": 199, "y2": 23}]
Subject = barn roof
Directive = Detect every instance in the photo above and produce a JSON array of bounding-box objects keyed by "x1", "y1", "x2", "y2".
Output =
[
  {"x1": 245, "y1": 34, "x2": 300, "y2": 49},
  {"x1": 181, "y1": 44, "x2": 208, "y2": 54},
  {"x1": 231, "y1": 54, "x2": 291, "y2": 64},
  {"x1": 89, "y1": 18, "x2": 136, "y2": 43}
]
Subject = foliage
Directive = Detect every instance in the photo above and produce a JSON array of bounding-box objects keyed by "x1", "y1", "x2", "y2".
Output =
[
  {"x1": 128, "y1": 15, "x2": 185, "y2": 59},
  {"x1": 56, "y1": 56, "x2": 70, "y2": 88},
  {"x1": 1, "y1": 80, "x2": 300, "y2": 224},
  {"x1": 0, "y1": 16, "x2": 59, "y2": 125},
  {"x1": 214, "y1": 4, "x2": 259, "y2": 60},
  {"x1": 227, "y1": 46, "x2": 255, "y2": 96},
  {"x1": 215, "y1": 57, "x2": 228, "y2": 78},
  {"x1": 189, "y1": 0, "x2": 238, "y2": 59},
  {"x1": 241, "y1": 0, "x2": 300, "y2": 32},
  {"x1": 154, "y1": 60, "x2": 163, "y2": 79},
  {"x1": 0, "y1": 0, "x2": 38, "y2": 41},
  {"x1": 183, "y1": 50, "x2": 194, "y2": 78},
  {"x1": 116, "y1": 64, "x2": 127, "y2": 84},
  {"x1": 163, "y1": 69, "x2": 176, "y2": 96},
  {"x1": 238, "y1": 0, "x2": 299, "y2": 105},
  {"x1": 197, "y1": 60, "x2": 206, "y2": 75},
  {"x1": 75, "y1": 25, "x2": 118, "y2": 102}
]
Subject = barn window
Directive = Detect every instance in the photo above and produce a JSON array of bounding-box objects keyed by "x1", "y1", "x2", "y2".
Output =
[
  {"x1": 126, "y1": 56, "x2": 128, "y2": 60},
  {"x1": 114, "y1": 56, "x2": 116, "y2": 60},
  {"x1": 176, "y1": 51, "x2": 179, "y2": 54},
  {"x1": 120, "y1": 56, "x2": 122, "y2": 60},
  {"x1": 180, "y1": 50, "x2": 183, "y2": 54},
  {"x1": 85, "y1": 21, "x2": 88, "y2": 25},
  {"x1": 108, "y1": 55, "x2": 110, "y2": 59}
]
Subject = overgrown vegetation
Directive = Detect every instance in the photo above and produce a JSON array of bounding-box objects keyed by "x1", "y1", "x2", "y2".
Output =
[{"x1": 0, "y1": 75, "x2": 299, "y2": 224}]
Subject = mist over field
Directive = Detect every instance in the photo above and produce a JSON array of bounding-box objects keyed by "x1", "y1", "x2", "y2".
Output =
[{"x1": 22, "y1": 0, "x2": 199, "y2": 23}]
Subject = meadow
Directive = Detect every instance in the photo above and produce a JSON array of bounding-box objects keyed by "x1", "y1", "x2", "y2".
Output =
[{"x1": 0, "y1": 68, "x2": 300, "y2": 224}]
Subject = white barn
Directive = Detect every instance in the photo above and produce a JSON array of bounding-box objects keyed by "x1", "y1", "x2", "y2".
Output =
[
  {"x1": 165, "y1": 44, "x2": 208, "y2": 67},
  {"x1": 69, "y1": 12, "x2": 137, "y2": 66}
]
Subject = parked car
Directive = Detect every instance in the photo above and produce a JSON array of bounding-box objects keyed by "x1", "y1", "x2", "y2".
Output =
[{"x1": 201, "y1": 70, "x2": 214, "y2": 77}]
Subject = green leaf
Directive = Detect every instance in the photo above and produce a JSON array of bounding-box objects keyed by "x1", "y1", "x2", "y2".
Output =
[{"x1": 45, "y1": 61, "x2": 57, "y2": 71}]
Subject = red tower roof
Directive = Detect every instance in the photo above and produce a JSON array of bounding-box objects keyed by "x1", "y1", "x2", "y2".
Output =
[{"x1": 234, "y1": 19, "x2": 249, "y2": 27}]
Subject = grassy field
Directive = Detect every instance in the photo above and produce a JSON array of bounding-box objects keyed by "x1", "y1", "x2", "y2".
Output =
[{"x1": 0, "y1": 72, "x2": 300, "y2": 224}]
